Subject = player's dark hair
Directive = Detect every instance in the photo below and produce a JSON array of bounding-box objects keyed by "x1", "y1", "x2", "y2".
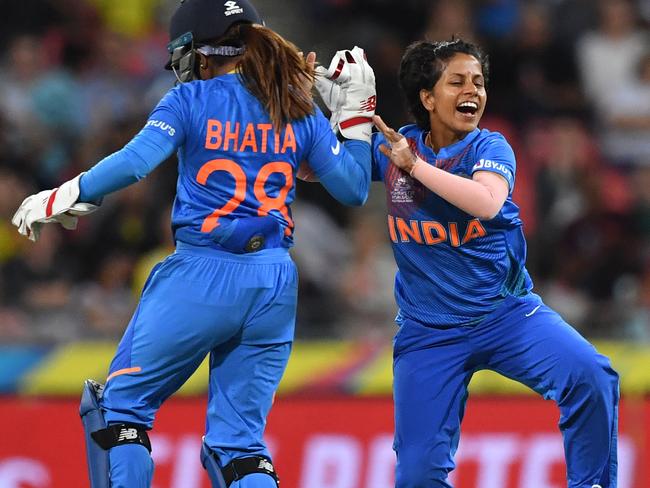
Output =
[
  {"x1": 203, "y1": 23, "x2": 314, "y2": 130},
  {"x1": 399, "y1": 38, "x2": 489, "y2": 129}
]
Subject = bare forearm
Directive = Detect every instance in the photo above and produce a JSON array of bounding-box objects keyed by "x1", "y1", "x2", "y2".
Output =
[{"x1": 411, "y1": 159, "x2": 504, "y2": 219}]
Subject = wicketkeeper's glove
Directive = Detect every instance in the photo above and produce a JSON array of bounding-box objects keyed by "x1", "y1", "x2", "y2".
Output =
[
  {"x1": 12, "y1": 173, "x2": 99, "y2": 242},
  {"x1": 314, "y1": 46, "x2": 376, "y2": 144}
]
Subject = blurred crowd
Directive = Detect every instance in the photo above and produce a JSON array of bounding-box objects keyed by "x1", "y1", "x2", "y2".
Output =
[{"x1": 0, "y1": 0, "x2": 649, "y2": 344}]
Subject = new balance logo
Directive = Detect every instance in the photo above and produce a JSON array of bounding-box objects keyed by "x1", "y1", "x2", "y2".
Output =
[
  {"x1": 258, "y1": 459, "x2": 274, "y2": 472},
  {"x1": 224, "y1": 1, "x2": 244, "y2": 16},
  {"x1": 359, "y1": 95, "x2": 376, "y2": 113},
  {"x1": 118, "y1": 428, "x2": 138, "y2": 442}
]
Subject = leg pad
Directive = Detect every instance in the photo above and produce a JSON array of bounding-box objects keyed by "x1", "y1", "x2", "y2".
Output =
[
  {"x1": 201, "y1": 443, "x2": 279, "y2": 487},
  {"x1": 79, "y1": 379, "x2": 110, "y2": 488}
]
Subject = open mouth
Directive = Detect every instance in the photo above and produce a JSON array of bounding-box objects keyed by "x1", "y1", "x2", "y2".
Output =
[{"x1": 456, "y1": 101, "x2": 479, "y2": 116}]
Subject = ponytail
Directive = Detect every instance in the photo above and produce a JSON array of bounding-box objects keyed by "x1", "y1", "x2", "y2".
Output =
[{"x1": 235, "y1": 24, "x2": 314, "y2": 130}]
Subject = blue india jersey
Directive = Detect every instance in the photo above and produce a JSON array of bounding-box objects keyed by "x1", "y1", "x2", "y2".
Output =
[
  {"x1": 372, "y1": 125, "x2": 533, "y2": 327},
  {"x1": 140, "y1": 73, "x2": 350, "y2": 249}
]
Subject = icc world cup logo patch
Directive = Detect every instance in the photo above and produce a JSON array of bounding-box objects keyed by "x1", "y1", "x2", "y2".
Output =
[
  {"x1": 384, "y1": 137, "x2": 428, "y2": 214},
  {"x1": 390, "y1": 173, "x2": 415, "y2": 203}
]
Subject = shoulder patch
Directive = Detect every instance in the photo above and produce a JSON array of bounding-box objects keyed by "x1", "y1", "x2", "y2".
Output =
[{"x1": 472, "y1": 159, "x2": 513, "y2": 180}]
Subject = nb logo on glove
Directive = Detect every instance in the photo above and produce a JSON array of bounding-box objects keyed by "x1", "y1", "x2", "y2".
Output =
[{"x1": 359, "y1": 95, "x2": 377, "y2": 113}]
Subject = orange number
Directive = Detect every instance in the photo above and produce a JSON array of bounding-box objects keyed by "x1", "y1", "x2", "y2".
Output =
[
  {"x1": 196, "y1": 159, "x2": 294, "y2": 235},
  {"x1": 197, "y1": 159, "x2": 247, "y2": 233},
  {"x1": 254, "y1": 162, "x2": 294, "y2": 236}
]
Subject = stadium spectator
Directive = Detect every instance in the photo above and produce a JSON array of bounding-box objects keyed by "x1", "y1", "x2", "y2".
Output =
[
  {"x1": 486, "y1": 2, "x2": 586, "y2": 121},
  {"x1": 77, "y1": 252, "x2": 137, "y2": 339},
  {"x1": 3, "y1": 225, "x2": 81, "y2": 343},
  {"x1": 576, "y1": 0, "x2": 648, "y2": 115},
  {"x1": 337, "y1": 201, "x2": 397, "y2": 340},
  {"x1": 600, "y1": 52, "x2": 650, "y2": 165},
  {"x1": 423, "y1": 0, "x2": 477, "y2": 42},
  {"x1": 290, "y1": 200, "x2": 354, "y2": 337}
]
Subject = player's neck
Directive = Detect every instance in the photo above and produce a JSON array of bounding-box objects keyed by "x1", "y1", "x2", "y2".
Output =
[
  {"x1": 214, "y1": 62, "x2": 239, "y2": 77},
  {"x1": 201, "y1": 59, "x2": 240, "y2": 79},
  {"x1": 426, "y1": 128, "x2": 471, "y2": 153}
]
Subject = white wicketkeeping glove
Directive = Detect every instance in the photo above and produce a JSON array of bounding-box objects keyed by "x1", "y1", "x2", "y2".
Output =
[
  {"x1": 314, "y1": 46, "x2": 376, "y2": 143},
  {"x1": 12, "y1": 173, "x2": 99, "y2": 242}
]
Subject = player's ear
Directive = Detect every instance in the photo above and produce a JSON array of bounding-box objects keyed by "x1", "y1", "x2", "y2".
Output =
[
  {"x1": 420, "y1": 88, "x2": 435, "y2": 112},
  {"x1": 196, "y1": 53, "x2": 211, "y2": 80},
  {"x1": 198, "y1": 53, "x2": 209, "y2": 71}
]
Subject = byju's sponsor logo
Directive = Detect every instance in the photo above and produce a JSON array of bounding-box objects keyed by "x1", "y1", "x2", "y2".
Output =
[
  {"x1": 145, "y1": 120, "x2": 176, "y2": 137},
  {"x1": 472, "y1": 159, "x2": 512, "y2": 180}
]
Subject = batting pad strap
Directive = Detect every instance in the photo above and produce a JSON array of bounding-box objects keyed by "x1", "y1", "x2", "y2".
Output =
[
  {"x1": 221, "y1": 456, "x2": 279, "y2": 487},
  {"x1": 91, "y1": 423, "x2": 152, "y2": 452}
]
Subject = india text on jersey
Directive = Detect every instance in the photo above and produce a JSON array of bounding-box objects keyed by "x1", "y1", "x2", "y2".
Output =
[{"x1": 387, "y1": 215, "x2": 487, "y2": 247}]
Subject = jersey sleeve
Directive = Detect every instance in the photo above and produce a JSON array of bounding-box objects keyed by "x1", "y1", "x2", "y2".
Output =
[
  {"x1": 143, "y1": 85, "x2": 187, "y2": 146},
  {"x1": 471, "y1": 132, "x2": 516, "y2": 193},
  {"x1": 371, "y1": 131, "x2": 389, "y2": 182},
  {"x1": 303, "y1": 107, "x2": 348, "y2": 175},
  {"x1": 78, "y1": 88, "x2": 186, "y2": 202},
  {"x1": 303, "y1": 108, "x2": 370, "y2": 206}
]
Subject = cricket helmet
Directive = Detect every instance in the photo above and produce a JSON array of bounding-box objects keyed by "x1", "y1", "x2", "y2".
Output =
[{"x1": 166, "y1": 0, "x2": 262, "y2": 82}]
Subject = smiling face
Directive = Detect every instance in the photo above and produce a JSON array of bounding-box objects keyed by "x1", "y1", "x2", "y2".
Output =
[{"x1": 421, "y1": 53, "x2": 487, "y2": 149}]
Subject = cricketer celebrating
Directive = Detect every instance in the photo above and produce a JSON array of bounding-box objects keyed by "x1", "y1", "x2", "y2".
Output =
[
  {"x1": 11, "y1": 0, "x2": 376, "y2": 486},
  {"x1": 349, "y1": 39, "x2": 617, "y2": 487}
]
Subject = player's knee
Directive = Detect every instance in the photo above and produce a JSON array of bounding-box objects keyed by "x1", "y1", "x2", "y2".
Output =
[
  {"x1": 396, "y1": 468, "x2": 450, "y2": 488},
  {"x1": 563, "y1": 351, "x2": 619, "y2": 403},
  {"x1": 395, "y1": 448, "x2": 451, "y2": 487},
  {"x1": 108, "y1": 444, "x2": 153, "y2": 488},
  {"x1": 232, "y1": 473, "x2": 279, "y2": 487},
  {"x1": 590, "y1": 359, "x2": 619, "y2": 404}
]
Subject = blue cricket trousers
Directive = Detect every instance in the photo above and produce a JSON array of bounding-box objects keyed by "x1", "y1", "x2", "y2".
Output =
[
  {"x1": 393, "y1": 293, "x2": 619, "y2": 488},
  {"x1": 99, "y1": 243, "x2": 298, "y2": 488}
]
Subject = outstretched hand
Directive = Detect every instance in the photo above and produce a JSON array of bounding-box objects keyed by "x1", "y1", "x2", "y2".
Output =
[
  {"x1": 305, "y1": 51, "x2": 316, "y2": 71},
  {"x1": 297, "y1": 51, "x2": 320, "y2": 182},
  {"x1": 11, "y1": 173, "x2": 99, "y2": 242},
  {"x1": 373, "y1": 115, "x2": 418, "y2": 175},
  {"x1": 298, "y1": 51, "x2": 317, "y2": 94}
]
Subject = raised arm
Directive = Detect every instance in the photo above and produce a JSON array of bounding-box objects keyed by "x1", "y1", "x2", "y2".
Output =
[
  {"x1": 373, "y1": 115, "x2": 509, "y2": 219},
  {"x1": 299, "y1": 47, "x2": 376, "y2": 206}
]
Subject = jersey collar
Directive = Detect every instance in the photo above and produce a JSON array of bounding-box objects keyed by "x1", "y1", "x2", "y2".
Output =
[{"x1": 418, "y1": 128, "x2": 481, "y2": 160}]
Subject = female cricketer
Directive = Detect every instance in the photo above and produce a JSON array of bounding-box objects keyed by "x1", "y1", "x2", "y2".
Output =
[
  {"x1": 370, "y1": 39, "x2": 619, "y2": 487},
  {"x1": 11, "y1": 0, "x2": 377, "y2": 486}
]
